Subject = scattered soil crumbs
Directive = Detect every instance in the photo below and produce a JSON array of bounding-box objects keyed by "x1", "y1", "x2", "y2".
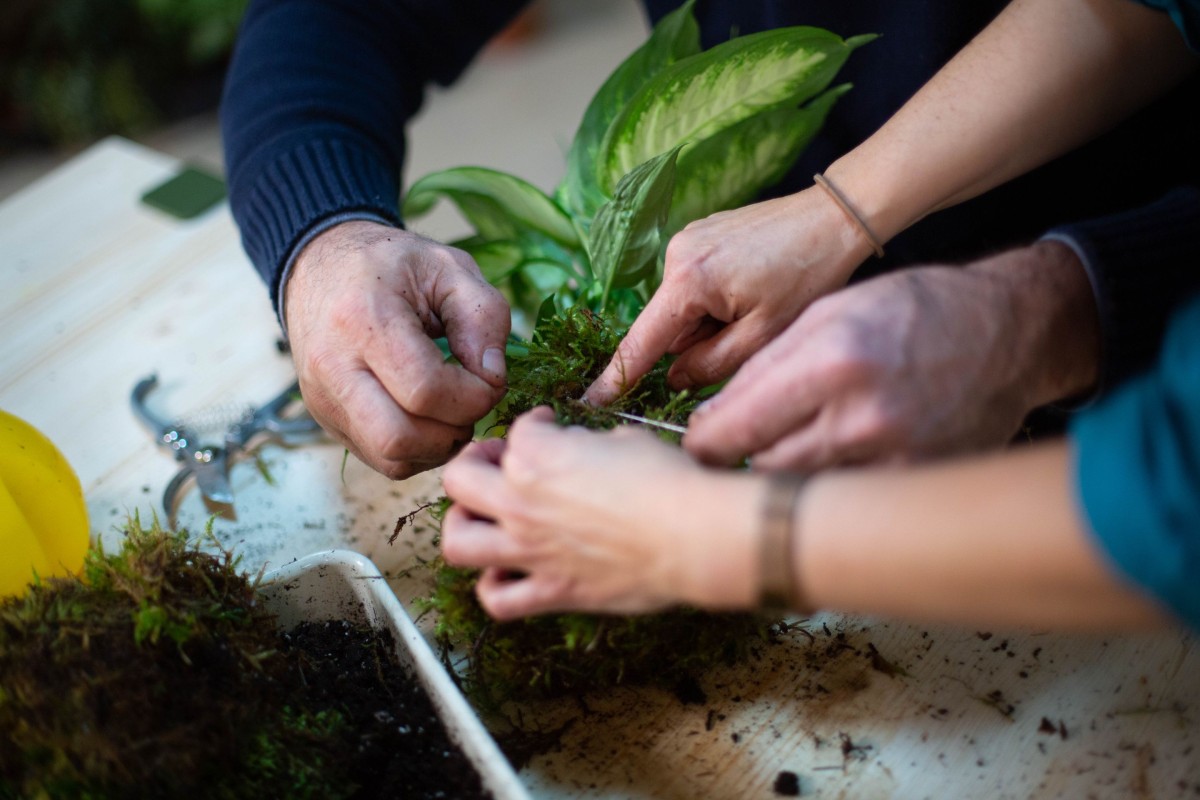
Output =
[
  {"x1": 493, "y1": 719, "x2": 576, "y2": 771},
  {"x1": 0, "y1": 520, "x2": 488, "y2": 800},
  {"x1": 976, "y1": 689, "x2": 1016, "y2": 720},
  {"x1": 773, "y1": 770, "x2": 801, "y2": 796},
  {"x1": 1037, "y1": 716, "x2": 1069, "y2": 740}
]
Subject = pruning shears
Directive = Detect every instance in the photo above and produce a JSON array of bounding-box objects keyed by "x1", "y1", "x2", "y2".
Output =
[{"x1": 131, "y1": 375, "x2": 322, "y2": 521}]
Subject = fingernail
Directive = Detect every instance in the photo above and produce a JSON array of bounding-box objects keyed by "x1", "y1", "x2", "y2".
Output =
[{"x1": 482, "y1": 347, "x2": 506, "y2": 382}]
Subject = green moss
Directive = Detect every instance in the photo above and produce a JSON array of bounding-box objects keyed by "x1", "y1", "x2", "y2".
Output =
[
  {"x1": 419, "y1": 558, "x2": 782, "y2": 713},
  {"x1": 421, "y1": 307, "x2": 784, "y2": 712},
  {"x1": 493, "y1": 305, "x2": 699, "y2": 434},
  {"x1": 0, "y1": 517, "x2": 483, "y2": 800}
]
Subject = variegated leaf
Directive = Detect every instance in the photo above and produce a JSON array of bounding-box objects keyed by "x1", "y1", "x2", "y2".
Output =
[
  {"x1": 600, "y1": 29, "x2": 875, "y2": 192},
  {"x1": 587, "y1": 146, "x2": 682, "y2": 307},
  {"x1": 556, "y1": 0, "x2": 700, "y2": 221},
  {"x1": 667, "y1": 83, "x2": 850, "y2": 235}
]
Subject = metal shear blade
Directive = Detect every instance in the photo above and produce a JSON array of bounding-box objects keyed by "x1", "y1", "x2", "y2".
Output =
[
  {"x1": 131, "y1": 375, "x2": 320, "y2": 520},
  {"x1": 132, "y1": 375, "x2": 235, "y2": 508}
]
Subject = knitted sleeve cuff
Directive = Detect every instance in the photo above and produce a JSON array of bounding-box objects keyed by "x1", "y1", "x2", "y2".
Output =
[
  {"x1": 230, "y1": 133, "x2": 403, "y2": 313},
  {"x1": 1041, "y1": 187, "x2": 1200, "y2": 395}
]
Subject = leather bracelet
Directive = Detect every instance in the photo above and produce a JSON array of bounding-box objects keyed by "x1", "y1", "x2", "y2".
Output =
[
  {"x1": 812, "y1": 173, "x2": 885, "y2": 259},
  {"x1": 759, "y1": 473, "x2": 809, "y2": 611}
]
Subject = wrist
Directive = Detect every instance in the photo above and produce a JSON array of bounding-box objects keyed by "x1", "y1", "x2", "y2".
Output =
[
  {"x1": 967, "y1": 241, "x2": 1100, "y2": 407},
  {"x1": 823, "y1": 144, "x2": 922, "y2": 250},
  {"x1": 285, "y1": 218, "x2": 402, "y2": 329},
  {"x1": 812, "y1": 174, "x2": 885, "y2": 259},
  {"x1": 675, "y1": 471, "x2": 761, "y2": 609},
  {"x1": 758, "y1": 473, "x2": 811, "y2": 612}
]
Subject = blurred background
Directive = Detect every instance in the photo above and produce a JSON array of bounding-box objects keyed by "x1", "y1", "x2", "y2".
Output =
[{"x1": 0, "y1": 0, "x2": 648, "y2": 215}]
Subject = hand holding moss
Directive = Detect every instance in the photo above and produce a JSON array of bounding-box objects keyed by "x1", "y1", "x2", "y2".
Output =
[
  {"x1": 684, "y1": 242, "x2": 1101, "y2": 470},
  {"x1": 284, "y1": 221, "x2": 510, "y2": 479},
  {"x1": 585, "y1": 186, "x2": 876, "y2": 404},
  {"x1": 441, "y1": 407, "x2": 761, "y2": 618}
]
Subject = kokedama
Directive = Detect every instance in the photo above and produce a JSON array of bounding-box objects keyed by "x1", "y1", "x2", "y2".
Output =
[{"x1": 402, "y1": 2, "x2": 872, "y2": 708}]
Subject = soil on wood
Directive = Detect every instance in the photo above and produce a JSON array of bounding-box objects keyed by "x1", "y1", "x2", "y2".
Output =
[{"x1": 0, "y1": 520, "x2": 489, "y2": 800}]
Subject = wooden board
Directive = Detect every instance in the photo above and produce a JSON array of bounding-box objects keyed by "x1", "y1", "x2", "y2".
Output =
[{"x1": 1, "y1": 138, "x2": 1196, "y2": 799}]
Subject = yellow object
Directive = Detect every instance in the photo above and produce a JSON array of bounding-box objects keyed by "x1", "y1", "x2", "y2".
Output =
[{"x1": 0, "y1": 409, "x2": 89, "y2": 597}]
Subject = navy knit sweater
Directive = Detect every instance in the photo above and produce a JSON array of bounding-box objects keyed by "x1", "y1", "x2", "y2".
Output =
[{"x1": 220, "y1": 0, "x2": 1200, "y2": 388}]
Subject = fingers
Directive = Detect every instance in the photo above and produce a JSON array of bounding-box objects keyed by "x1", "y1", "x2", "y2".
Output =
[
  {"x1": 364, "y1": 305, "x2": 504, "y2": 428},
  {"x1": 366, "y1": 250, "x2": 509, "y2": 426},
  {"x1": 442, "y1": 439, "x2": 513, "y2": 520},
  {"x1": 684, "y1": 348, "x2": 826, "y2": 466},
  {"x1": 442, "y1": 505, "x2": 564, "y2": 621},
  {"x1": 476, "y1": 568, "x2": 571, "y2": 620},
  {"x1": 303, "y1": 367, "x2": 473, "y2": 479},
  {"x1": 666, "y1": 312, "x2": 779, "y2": 391},
  {"x1": 584, "y1": 292, "x2": 691, "y2": 405},
  {"x1": 667, "y1": 316, "x2": 724, "y2": 355},
  {"x1": 440, "y1": 505, "x2": 529, "y2": 570},
  {"x1": 434, "y1": 257, "x2": 512, "y2": 388},
  {"x1": 749, "y1": 407, "x2": 895, "y2": 472},
  {"x1": 287, "y1": 224, "x2": 511, "y2": 479}
]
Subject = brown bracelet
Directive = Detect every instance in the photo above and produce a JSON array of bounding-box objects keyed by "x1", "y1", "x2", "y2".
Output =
[
  {"x1": 812, "y1": 173, "x2": 885, "y2": 259},
  {"x1": 759, "y1": 473, "x2": 809, "y2": 611}
]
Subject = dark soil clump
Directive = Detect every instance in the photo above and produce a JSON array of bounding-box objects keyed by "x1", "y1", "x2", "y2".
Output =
[
  {"x1": 280, "y1": 620, "x2": 488, "y2": 799},
  {"x1": 0, "y1": 520, "x2": 488, "y2": 800},
  {"x1": 773, "y1": 770, "x2": 801, "y2": 796}
]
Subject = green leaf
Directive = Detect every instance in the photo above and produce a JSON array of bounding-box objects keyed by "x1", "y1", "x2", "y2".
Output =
[
  {"x1": 667, "y1": 83, "x2": 851, "y2": 235},
  {"x1": 451, "y1": 233, "x2": 581, "y2": 288},
  {"x1": 599, "y1": 29, "x2": 875, "y2": 192},
  {"x1": 587, "y1": 146, "x2": 682, "y2": 310},
  {"x1": 509, "y1": 261, "x2": 576, "y2": 322},
  {"x1": 403, "y1": 167, "x2": 580, "y2": 248},
  {"x1": 533, "y1": 287, "x2": 579, "y2": 336},
  {"x1": 450, "y1": 237, "x2": 526, "y2": 284},
  {"x1": 556, "y1": 0, "x2": 700, "y2": 221}
]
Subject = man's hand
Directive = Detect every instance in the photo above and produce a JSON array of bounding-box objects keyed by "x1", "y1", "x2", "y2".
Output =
[
  {"x1": 684, "y1": 241, "x2": 1101, "y2": 470},
  {"x1": 584, "y1": 187, "x2": 876, "y2": 404},
  {"x1": 284, "y1": 220, "x2": 510, "y2": 479}
]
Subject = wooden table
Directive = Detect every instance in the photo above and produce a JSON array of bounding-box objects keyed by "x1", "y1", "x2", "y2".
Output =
[{"x1": 2, "y1": 138, "x2": 1197, "y2": 799}]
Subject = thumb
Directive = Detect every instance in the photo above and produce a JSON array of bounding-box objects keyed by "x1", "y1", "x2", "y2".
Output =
[{"x1": 584, "y1": 293, "x2": 688, "y2": 405}]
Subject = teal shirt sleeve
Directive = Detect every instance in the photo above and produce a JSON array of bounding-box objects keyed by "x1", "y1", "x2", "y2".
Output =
[
  {"x1": 1070, "y1": 293, "x2": 1200, "y2": 628},
  {"x1": 1135, "y1": 0, "x2": 1200, "y2": 51}
]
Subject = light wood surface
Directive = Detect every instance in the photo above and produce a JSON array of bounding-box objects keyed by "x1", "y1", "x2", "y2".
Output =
[{"x1": 1, "y1": 138, "x2": 1197, "y2": 799}]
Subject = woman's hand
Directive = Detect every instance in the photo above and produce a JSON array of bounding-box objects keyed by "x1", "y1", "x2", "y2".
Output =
[
  {"x1": 440, "y1": 408, "x2": 761, "y2": 619},
  {"x1": 584, "y1": 187, "x2": 875, "y2": 405}
]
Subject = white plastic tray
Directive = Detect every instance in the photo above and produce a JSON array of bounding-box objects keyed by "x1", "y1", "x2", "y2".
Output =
[{"x1": 259, "y1": 549, "x2": 529, "y2": 800}]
